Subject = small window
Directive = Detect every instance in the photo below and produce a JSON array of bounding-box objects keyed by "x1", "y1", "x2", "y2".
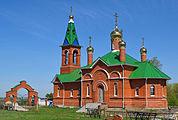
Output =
[
  {"x1": 58, "y1": 88, "x2": 60, "y2": 97},
  {"x1": 78, "y1": 88, "x2": 81, "y2": 97},
  {"x1": 114, "y1": 83, "x2": 118, "y2": 96},
  {"x1": 71, "y1": 88, "x2": 73, "y2": 97},
  {"x1": 73, "y1": 50, "x2": 77, "y2": 65},
  {"x1": 135, "y1": 87, "x2": 139, "y2": 96},
  {"x1": 65, "y1": 51, "x2": 68, "y2": 64},
  {"x1": 150, "y1": 85, "x2": 155, "y2": 96},
  {"x1": 87, "y1": 84, "x2": 90, "y2": 97},
  {"x1": 112, "y1": 43, "x2": 115, "y2": 49}
]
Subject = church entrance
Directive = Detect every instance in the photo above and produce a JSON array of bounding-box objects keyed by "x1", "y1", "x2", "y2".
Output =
[{"x1": 98, "y1": 85, "x2": 104, "y2": 103}]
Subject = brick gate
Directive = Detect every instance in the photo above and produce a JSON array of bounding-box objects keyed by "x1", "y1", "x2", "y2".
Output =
[{"x1": 5, "y1": 80, "x2": 38, "y2": 106}]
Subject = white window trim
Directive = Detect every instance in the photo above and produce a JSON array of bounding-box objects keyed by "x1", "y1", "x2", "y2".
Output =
[
  {"x1": 135, "y1": 87, "x2": 139, "y2": 97},
  {"x1": 114, "y1": 83, "x2": 118, "y2": 97},
  {"x1": 150, "y1": 85, "x2": 155, "y2": 97},
  {"x1": 78, "y1": 88, "x2": 81, "y2": 97},
  {"x1": 86, "y1": 84, "x2": 90, "y2": 97},
  {"x1": 57, "y1": 88, "x2": 60, "y2": 97},
  {"x1": 70, "y1": 88, "x2": 73, "y2": 97}
]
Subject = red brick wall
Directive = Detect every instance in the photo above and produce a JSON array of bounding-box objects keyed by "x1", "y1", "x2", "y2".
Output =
[
  {"x1": 54, "y1": 57, "x2": 168, "y2": 108},
  {"x1": 87, "y1": 53, "x2": 93, "y2": 65},
  {"x1": 60, "y1": 45, "x2": 81, "y2": 74}
]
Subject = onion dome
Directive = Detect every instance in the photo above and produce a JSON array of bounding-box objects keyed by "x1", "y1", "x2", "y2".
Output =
[
  {"x1": 87, "y1": 36, "x2": 94, "y2": 53},
  {"x1": 119, "y1": 40, "x2": 126, "y2": 48},
  {"x1": 110, "y1": 27, "x2": 122, "y2": 39},
  {"x1": 110, "y1": 12, "x2": 122, "y2": 39},
  {"x1": 140, "y1": 37, "x2": 147, "y2": 54}
]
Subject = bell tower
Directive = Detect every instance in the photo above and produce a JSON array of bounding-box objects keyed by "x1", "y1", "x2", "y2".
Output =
[{"x1": 60, "y1": 7, "x2": 81, "y2": 74}]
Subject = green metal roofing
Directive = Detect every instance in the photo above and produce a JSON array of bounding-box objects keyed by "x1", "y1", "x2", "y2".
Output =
[
  {"x1": 82, "y1": 51, "x2": 139, "y2": 68},
  {"x1": 129, "y1": 61, "x2": 171, "y2": 79},
  {"x1": 53, "y1": 51, "x2": 170, "y2": 83},
  {"x1": 56, "y1": 68, "x2": 81, "y2": 82},
  {"x1": 63, "y1": 22, "x2": 80, "y2": 46},
  {"x1": 12, "y1": 84, "x2": 20, "y2": 89}
]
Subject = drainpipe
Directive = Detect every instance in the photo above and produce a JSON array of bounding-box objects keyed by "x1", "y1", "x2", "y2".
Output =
[
  {"x1": 145, "y1": 78, "x2": 147, "y2": 108},
  {"x1": 121, "y1": 64, "x2": 124, "y2": 108},
  {"x1": 80, "y1": 70, "x2": 82, "y2": 107}
]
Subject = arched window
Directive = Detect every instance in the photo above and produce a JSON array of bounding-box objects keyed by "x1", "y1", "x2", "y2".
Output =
[
  {"x1": 150, "y1": 85, "x2": 155, "y2": 96},
  {"x1": 135, "y1": 87, "x2": 139, "y2": 96},
  {"x1": 65, "y1": 51, "x2": 68, "y2": 64},
  {"x1": 114, "y1": 83, "x2": 118, "y2": 96},
  {"x1": 71, "y1": 88, "x2": 73, "y2": 97},
  {"x1": 73, "y1": 51, "x2": 77, "y2": 65},
  {"x1": 57, "y1": 88, "x2": 60, "y2": 97},
  {"x1": 78, "y1": 88, "x2": 81, "y2": 97},
  {"x1": 87, "y1": 84, "x2": 90, "y2": 97},
  {"x1": 112, "y1": 43, "x2": 115, "y2": 49}
]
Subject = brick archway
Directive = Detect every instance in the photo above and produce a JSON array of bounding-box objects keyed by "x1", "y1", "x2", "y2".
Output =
[{"x1": 5, "y1": 80, "x2": 38, "y2": 106}]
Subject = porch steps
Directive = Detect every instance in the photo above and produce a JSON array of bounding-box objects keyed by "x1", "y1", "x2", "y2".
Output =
[{"x1": 76, "y1": 103, "x2": 101, "y2": 113}]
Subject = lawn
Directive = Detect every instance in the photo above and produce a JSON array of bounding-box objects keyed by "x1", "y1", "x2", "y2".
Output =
[{"x1": 0, "y1": 106, "x2": 101, "y2": 120}]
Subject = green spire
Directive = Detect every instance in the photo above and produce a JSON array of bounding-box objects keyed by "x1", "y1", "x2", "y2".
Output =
[{"x1": 63, "y1": 7, "x2": 80, "y2": 46}]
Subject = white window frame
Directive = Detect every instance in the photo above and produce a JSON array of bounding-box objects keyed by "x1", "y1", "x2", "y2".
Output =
[
  {"x1": 57, "y1": 88, "x2": 60, "y2": 97},
  {"x1": 112, "y1": 43, "x2": 115, "y2": 49},
  {"x1": 65, "y1": 51, "x2": 68, "y2": 64},
  {"x1": 70, "y1": 88, "x2": 73, "y2": 97},
  {"x1": 135, "y1": 87, "x2": 139, "y2": 97},
  {"x1": 78, "y1": 88, "x2": 81, "y2": 97},
  {"x1": 86, "y1": 84, "x2": 90, "y2": 97},
  {"x1": 73, "y1": 52, "x2": 77, "y2": 65},
  {"x1": 150, "y1": 85, "x2": 155, "y2": 97},
  {"x1": 114, "y1": 83, "x2": 118, "y2": 97}
]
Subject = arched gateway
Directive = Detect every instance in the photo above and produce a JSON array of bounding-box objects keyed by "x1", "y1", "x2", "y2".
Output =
[{"x1": 5, "y1": 81, "x2": 38, "y2": 106}]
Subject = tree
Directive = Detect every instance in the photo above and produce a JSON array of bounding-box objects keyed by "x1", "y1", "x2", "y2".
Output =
[
  {"x1": 167, "y1": 83, "x2": 178, "y2": 106},
  {"x1": 148, "y1": 57, "x2": 163, "y2": 70},
  {"x1": 45, "y1": 93, "x2": 53, "y2": 101}
]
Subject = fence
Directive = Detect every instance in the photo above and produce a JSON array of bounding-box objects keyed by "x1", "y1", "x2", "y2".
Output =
[{"x1": 105, "y1": 109, "x2": 178, "y2": 120}]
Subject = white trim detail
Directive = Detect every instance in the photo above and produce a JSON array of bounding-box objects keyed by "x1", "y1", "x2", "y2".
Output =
[
  {"x1": 72, "y1": 49, "x2": 79, "y2": 54},
  {"x1": 90, "y1": 58, "x2": 108, "y2": 69},
  {"x1": 135, "y1": 87, "x2": 139, "y2": 97},
  {"x1": 57, "y1": 88, "x2": 60, "y2": 97},
  {"x1": 92, "y1": 69, "x2": 110, "y2": 79},
  {"x1": 68, "y1": 18, "x2": 74, "y2": 23},
  {"x1": 83, "y1": 73, "x2": 92, "y2": 79},
  {"x1": 93, "y1": 80, "x2": 108, "y2": 91},
  {"x1": 110, "y1": 71, "x2": 121, "y2": 78}
]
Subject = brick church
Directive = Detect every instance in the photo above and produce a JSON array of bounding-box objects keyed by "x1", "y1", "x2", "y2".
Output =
[{"x1": 52, "y1": 9, "x2": 170, "y2": 108}]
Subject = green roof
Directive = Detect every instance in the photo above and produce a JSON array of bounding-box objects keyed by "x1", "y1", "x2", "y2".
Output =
[
  {"x1": 129, "y1": 61, "x2": 171, "y2": 79},
  {"x1": 56, "y1": 68, "x2": 81, "y2": 82},
  {"x1": 82, "y1": 51, "x2": 139, "y2": 68},
  {"x1": 53, "y1": 51, "x2": 170, "y2": 82},
  {"x1": 12, "y1": 84, "x2": 20, "y2": 89},
  {"x1": 62, "y1": 22, "x2": 80, "y2": 46}
]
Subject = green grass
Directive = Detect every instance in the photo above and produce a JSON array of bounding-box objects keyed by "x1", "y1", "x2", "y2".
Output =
[{"x1": 0, "y1": 106, "x2": 101, "y2": 120}]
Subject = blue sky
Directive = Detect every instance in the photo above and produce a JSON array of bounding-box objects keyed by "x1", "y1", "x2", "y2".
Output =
[{"x1": 0, "y1": 0, "x2": 177, "y2": 97}]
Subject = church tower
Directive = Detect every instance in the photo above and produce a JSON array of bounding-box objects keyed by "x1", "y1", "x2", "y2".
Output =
[
  {"x1": 110, "y1": 12, "x2": 123, "y2": 51},
  {"x1": 60, "y1": 7, "x2": 81, "y2": 74}
]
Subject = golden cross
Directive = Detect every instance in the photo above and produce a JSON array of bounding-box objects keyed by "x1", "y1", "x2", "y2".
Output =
[
  {"x1": 89, "y1": 36, "x2": 91, "y2": 46},
  {"x1": 142, "y1": 37, "x2": 144, "y2": 47},
  {"x1": 114, "y1": 12, "x2": 118, "y2": 27}
]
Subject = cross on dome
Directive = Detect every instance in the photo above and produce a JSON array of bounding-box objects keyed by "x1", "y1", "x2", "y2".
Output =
[{"x1": 114, "y1": 12, "x2": 118, "y2": 28}]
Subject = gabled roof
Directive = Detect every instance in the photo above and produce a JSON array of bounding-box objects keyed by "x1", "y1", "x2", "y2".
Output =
[
  {"x1": 82, "y1": 51, "x2": 139, "y2": 69},
  {"x1": 62, "y1": 22, "x2": 80, "y2": 46},
  {"x1": 52, "y1": 51, "x2": 170, "y2": 83},
  {"x1": 128, "y1": 61, "x2": 171, "y2": 80},
  {"x1": 54, "y1": 68, "x2": 81, "y2": 82}
]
